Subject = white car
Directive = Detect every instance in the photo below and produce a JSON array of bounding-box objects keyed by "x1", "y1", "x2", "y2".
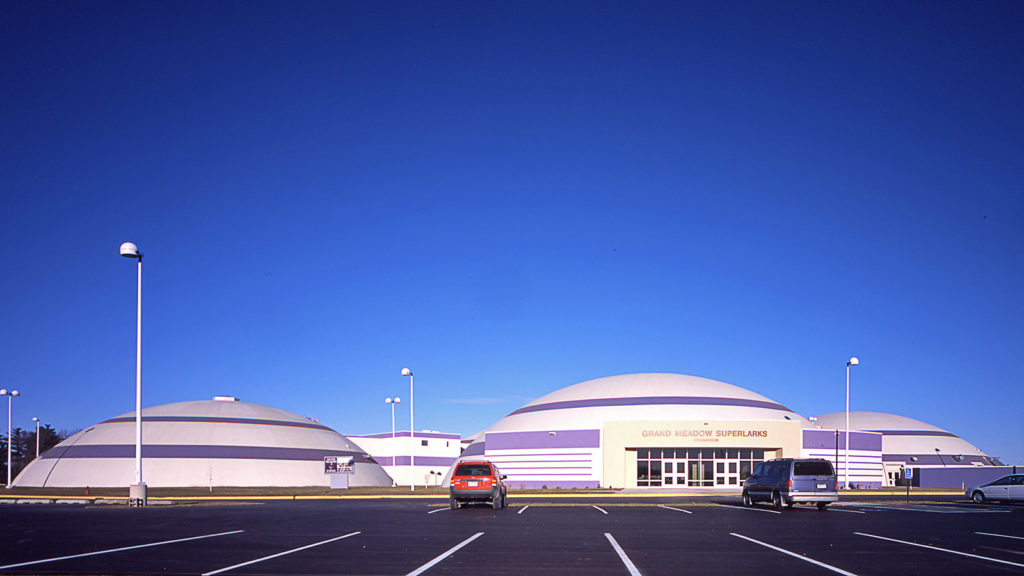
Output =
[{"x1": 965, "y1": 474, "x2": 1024, "y2": 503}]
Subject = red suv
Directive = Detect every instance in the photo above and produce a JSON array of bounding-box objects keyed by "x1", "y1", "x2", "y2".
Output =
[{"x1": 449, "y1": 460, "x2": 508, "y2": 509}]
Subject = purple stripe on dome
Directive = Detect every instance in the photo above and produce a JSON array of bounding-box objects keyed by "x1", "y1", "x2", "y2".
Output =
[
  {"x1": 101, "y1": 416, "x2": 333, "y2": 432},
  {"x1": 508, "y1": 396, "x2": 792, "y2": 416},
  {"x1": 486, "y1": 430, "x2": 600, "y2": 450},
  {"x1": 41, "y1": 444, "x2": 374, "y2": 463},
  {"x1": 865, "y1": 430, "x2": 959, "y2": 438}
]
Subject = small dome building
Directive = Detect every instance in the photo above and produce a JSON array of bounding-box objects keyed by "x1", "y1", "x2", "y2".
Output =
[
  {"x1": 464, "y1": 373, "x2": 809, "y2": 489},
  {"x1": 13, "y1": 396, "x2": 392, "y2": 488},
  {"x1": 811, "y1": 411, "x2": 1001, "y2": 485}
]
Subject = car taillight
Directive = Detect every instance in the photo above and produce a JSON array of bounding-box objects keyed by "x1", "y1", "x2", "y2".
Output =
[{"x1": 788, "y1": 479, "x2": 792, "y2": 490}]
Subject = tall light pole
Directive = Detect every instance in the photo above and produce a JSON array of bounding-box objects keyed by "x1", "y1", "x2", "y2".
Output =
[
  {"x1": 385, "y1": 397, "x2": 400, "y2": 487},
  {"x1": 32, "y1": 417, "x2": 39, "y2": 459},
  {"x1": 401, "y1": 368, "x2": 414, "y2": 491},
  {"x1": 845, "y1": 356, "x2": 859, "y2": 490},
  {"x1": 120, "y1": 241, "x2": 146, "y2": 506},
  {"x1": 1, "y1": 389, "x2": 19, "y2": 488}
]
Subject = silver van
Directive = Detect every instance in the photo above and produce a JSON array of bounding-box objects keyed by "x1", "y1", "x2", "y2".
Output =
[{"x1": 742, "y1": 458, "x2": 838, "y2": 510}]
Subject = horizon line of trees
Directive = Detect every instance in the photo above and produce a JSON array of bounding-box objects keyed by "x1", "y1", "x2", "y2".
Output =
[{"x1": 1, "y1": 425, "x2": 73, "y2": 485}]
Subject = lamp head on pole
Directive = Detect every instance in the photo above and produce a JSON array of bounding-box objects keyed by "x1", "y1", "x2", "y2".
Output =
[
  {"x1": 847, "y1": 357, "x2": 859, "y2": 367},
  {"x1": 119, "y1": 241, "x2": 141, "y2": 259},
  {"x1": 32, "y1": 417, "x2": 39, "y2": 423},
  {"x1": 401, "y1": 368, "x2": 412, "y2": 377},
  {"x1": 385, "y1": 398, "x2": 393, "y2": 404},
  {"x1": 393, "y1": 397, "x2": 401, "y2": 403}
]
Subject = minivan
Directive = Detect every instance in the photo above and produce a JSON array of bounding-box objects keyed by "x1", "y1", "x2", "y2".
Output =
[{"x1": 742, "y1": 458, "x2": 838, "y2": 510}]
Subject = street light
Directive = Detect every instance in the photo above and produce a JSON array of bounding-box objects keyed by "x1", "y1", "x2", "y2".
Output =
[
  {"x1": 1, "y1": 389, "x2": 19, "y2": 488},
  {"x1": 32, "y1": 417, "x2": 39, "y2": 459},
  {"x1": 401, "y1": 368, "x2": 414, "y2": 492},
  {"x1": 845, "y1": 356, "x2": 859, "y2": 490},
  {"x1": 385, "y1": 397, "x2": 401, "y2": 487},
  {"x1": 385, "y1": 397, "x2": 401, "y2": 438},
  {"x1": 120, "y1": 241, "x2": 146, "y2": 506}
]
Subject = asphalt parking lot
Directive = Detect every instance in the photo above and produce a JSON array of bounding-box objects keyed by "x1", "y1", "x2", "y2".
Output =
[{"x1": 1, "y1": 495, "x2": 1022, "y2": 575}]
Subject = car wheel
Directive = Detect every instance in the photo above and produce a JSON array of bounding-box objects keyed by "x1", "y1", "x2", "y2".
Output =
[
  {"x1": 772, "y1": 491, "x2": 783, "y2": 510},
  {"x1": 816, "y1": 502, "x2": 829, "y2": 511},
  {"x1": 972, "y1": 491, "x2": 985, "y2": 504},
  {"x1": 502, "y1": 491, "x2": 509, "y2": 508},
  {"x1": 492, "y1": 493, "x2": 503, "y2": 510},
  {"x1": 742, "y1": 490, "x2": 752, "y2": 507},
  {"x1": 449, "y1": 496, "x2": 459, "y2": 510}
]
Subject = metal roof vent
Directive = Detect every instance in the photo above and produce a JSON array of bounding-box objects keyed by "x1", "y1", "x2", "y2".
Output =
[{"x1": 213, "y1": 396, "x2": 240, "y2": 402}]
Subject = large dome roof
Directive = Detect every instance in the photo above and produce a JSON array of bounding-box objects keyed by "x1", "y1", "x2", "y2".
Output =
[
  {"x1": 14, "y1": 397, "x2": 393, "y2": 488},
  {"x1": 813, "y1": 411, "x2": 992, "y2": 464},
  {"x1": 487, "y1": 373, "x2": 808, "y2": 433}
]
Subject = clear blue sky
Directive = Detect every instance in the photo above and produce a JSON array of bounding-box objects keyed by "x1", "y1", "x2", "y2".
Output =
[{"x1": 2, "y1": 1, "x2": 1022, "y2": 464}]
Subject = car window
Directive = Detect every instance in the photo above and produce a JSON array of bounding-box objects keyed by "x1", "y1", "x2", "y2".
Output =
[
  {"x1": 752, "y1": 463, "x2": 765, "y2": 477},
  {"x1": 990, "y1": 476, "x2": 1013, "y2": 486},
  {"x1": 454, "y1": 463, "x2": 493, "y2": 476},
  {"x1": 1013, "y1": 476, "x2": 1024, "y2": 485},
  {"x1": 794, "y1": 461, "x2": 834, "y2": 476}
]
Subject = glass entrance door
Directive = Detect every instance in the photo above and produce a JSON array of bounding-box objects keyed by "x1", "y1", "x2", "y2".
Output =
[
  {"x1": 714, "y1": 458, "x2": 741, "y2": 486},
  {"x1": 663, "y1": 459, "x2": 687, "y2": 487}
]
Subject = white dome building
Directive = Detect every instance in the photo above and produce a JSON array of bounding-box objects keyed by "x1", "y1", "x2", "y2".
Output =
[
  {"x1": 13, "y1": 397, "x2": 393, "y2": 488},
  {"x1": 466, "y1": 373, "x2": 809, "y2": 489},
  {"x1": 813, "y1": 411, "x2": 998, "y2": 468}
]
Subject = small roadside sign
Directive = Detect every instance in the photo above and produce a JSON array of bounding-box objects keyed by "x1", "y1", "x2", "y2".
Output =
[{"x1": 325, "y1": 456, "x2": 354, "y2": 475}]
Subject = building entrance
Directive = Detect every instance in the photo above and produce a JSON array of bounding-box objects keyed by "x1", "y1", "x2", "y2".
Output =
[{"x1": 636, "y1": 448, "x2": 768, "y2": 487}]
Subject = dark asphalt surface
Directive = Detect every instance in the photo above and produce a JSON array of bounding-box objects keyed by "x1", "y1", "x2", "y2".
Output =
[{"x1": 1, "y1": 495, "x2": 1022, "y2": 575}]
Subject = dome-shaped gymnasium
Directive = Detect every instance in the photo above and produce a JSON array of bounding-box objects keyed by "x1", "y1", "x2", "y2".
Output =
[
  {"x1": 13, "y1": 396, "x2": 393, "y2": 488},
  {"x1": 465, "y1": 373, "x2": 808, "y2": 489}
]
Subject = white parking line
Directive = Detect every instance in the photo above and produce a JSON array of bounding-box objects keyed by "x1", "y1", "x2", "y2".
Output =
[
  {"x1": 518, "y1": 505, "x2": 529, "y2": 515},
  {"x1": 406, "y1": 532, "x2": 484, "y2": 576},
  {"x1": 858, "y1": 504, "x2": 1008, "y2": 514},
  {"x1": 605, "y1": 533, "x2": 642, "y2": 576},
  {"x1": 716, "y1": 503, "x2": 781, "y2": 514},
  {"x1": 731, "y1": 533, "x2": 859, "y2": 575},
  {"x1": 593, "y1": 505, "x2": 608, "y2": 515},
  {"x1": 0, "y1": 530, "x2": 244, "y2": 571},
  {"x1": 657, "y1": 504, "x2": 692, "y2": 514},
  {"x1": 827, "y1": 508, "x2": 865, "y2": 514},
  {"x1": 202, "y1": 531, "x2": 360, "y2": 575},
  {"x1": 427, "y1": 508, "x2": 447, "y2": 514},
  {"x1": 855, "y1": 532, "x2": 1024, "y2": 569},
  {"x1": 977, "y1": 532, "x2": 1024, "y2": 541}
]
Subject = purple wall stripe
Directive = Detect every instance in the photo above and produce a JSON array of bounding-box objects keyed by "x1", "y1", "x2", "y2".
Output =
[
  {"x1": 102, "y1": 416, "x2": 332, "y2": 432},
  {"x1": 483, "y1": 452, "x2": 593, "y2": 458},
  {"x1": 507, "y1": 481, "x2": 600, "y2": 489},
  {"x1": 42, "y1": 444, "x2": 374, "y2": 463},
  {"x1": 382, "y1": 456, "x2": 456, "y2": 467},
  {"x1": 505, "y1": 473, "x2": 593, "y2": 477},
  {"x1": 917, "y1": 466, "x2": 1015, "y2": 488},
  {"x1": 802, "y1": 429, "x2": 882, "y2": 451},
  {"x1": 508, "y1": 396, "x2": 792, "y2": 416},
  {"x1": 489, "y1": 460, "x2": 592, "y2": 464},
  {"x1": 486, "y1": 430, "x2": 600, "y2": 450}
]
